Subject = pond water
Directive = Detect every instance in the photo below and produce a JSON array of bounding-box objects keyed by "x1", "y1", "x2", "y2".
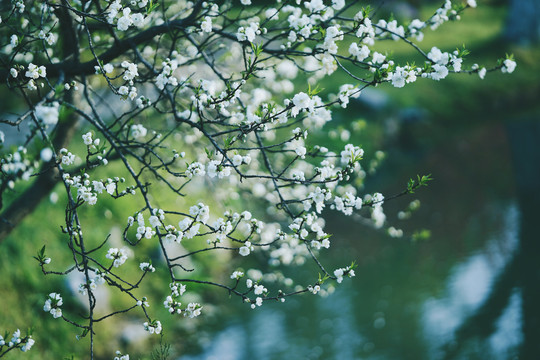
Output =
[{"x1": 180, "y1": 118, "x2": 533, "y2": 359}]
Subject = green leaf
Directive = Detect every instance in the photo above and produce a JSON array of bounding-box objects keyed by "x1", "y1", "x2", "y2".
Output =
[
  {"x1": 147, "y1": 0, "x2": 159, "y2": 14},
  {"x1": 318, "y1": 273, "x2": 329, "y2": 283},
  {"x1": 363, "y1": 5, "x2": 373, "y2": 17},
  {"x1": 407, "y1": 174, "x2": 432, "y2": 193},
  {"x1": 307, "y1": 83, "x2": 324, "y2": 97},
  {"x1": 412, "y1": 229, "x2": 431, "y2": 242},
  {"x1": 34, "y1": 245, "x2": 46, "y2": 263},
  {"x1": 204, "y1": 148, "x2": 214, "y2": 159},
  {"x1": 250, "y1": 42, "x2": 263, "y2": 57},
  {"x1": 224, "y1": 136, "x2": 235, "y2": 149},
  {"x1": 457, "y1": 45, "x2": 470, "y2": 57}
]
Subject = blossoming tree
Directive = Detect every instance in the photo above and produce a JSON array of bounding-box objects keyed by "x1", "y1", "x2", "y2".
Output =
[{"x1": 0, "y1": 0, "x2": 515, "y2": 357}]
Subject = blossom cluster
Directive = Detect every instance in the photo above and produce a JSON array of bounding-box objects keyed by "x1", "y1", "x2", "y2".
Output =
[
  {"x1": 0, "y1": 0, "x2": 517, "y2": 356},
  {"x1": 78, "y1": 279, "x2": 97, "y2": 296},
  {"x1": 62, "y1": 171, "x2": 127, "y2": 206},
  {"x1": 161, "y1": 282, "x2": 204, "y2": 318},
  {"x1": 143, "y1": 320, "x2": 162, "y2": 335},
  {"x1": 114, "y1": 350, "x2": 130, "y2": 360},
  {"x1": 334, "y1": 265, "x2": 356, "y2": 284},
  {"x1": 0, "y1": 329, "x2": 35, "y2": 353},
  {"x1": 1, "y1": 147, "x2": 36, "y2": 186},
  {"x1": 43, "y1": 293, "x2": 63, "y2": 318},
  {"x1": 107, "y1": 0, "x2": 147, "y2": 31},
  {"x1": 106, "y1": 248, "x2": 130, "y2": 268}
]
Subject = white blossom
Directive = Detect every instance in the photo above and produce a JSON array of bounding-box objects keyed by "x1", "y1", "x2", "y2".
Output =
[
  {"x1": 35, "y1": 102, "x2": 59, "y2": 125},
  {"x1": 239, "y1": 241, "x2": 253, "y2": 256},
  {"x1": 25, "y1": 63, "x2": 47, "y2": 79},
  {"x1": 117, "y1": 8, "x2": 133, "y2": 31},
  {"x1": 348, "y1": 43, "x2": 370, "y2": 61},
  {"x1": 185, "y1": 303, "x2": 202, "y2": 318},
  {"x1": 372, "y1": 52, "x2": 386, "y2": 64},
  {"x1": 501, "y1": 59, "x2": 516, "y2": 74},
  {"x1": 230, "y1": 270, "x2": 244, "y2": 279},
  {"x1": 140, "y1": 262, "x2": 156, "y2": 272},
  {"x1": 46, "y1": 32, "x2": 57, "y2": 45},
  {"x1": 106, "y1": 248, "x2": 129, "y2": 267},
  {"x1": 236, "y1": 22, "x2": 260, "y2": 43},
  {"x1": 430, "y1": 64, "x2": 449, "y2": 81},
  {"x1": 59, "y1": 148, "x2": 76, "y2": 166},
  {"x1": 143, "y1": 320, "x2": 162, "y2": 335},
  {"x1": 291, "y1": 92, "x2": 312, "y2": 117},
  {"x1": 121, "y1": 61, "x2": 138, "y2": 81},
  {"x1": 21, "y1": 337, "x2": 35, "y2": 352},
  {"x1": 43, "y1": 292, "x2": 63, "y2": 318},
  {"x1": 478, "y1": 67, "x2": 487, "y2": 79},
  {"x1": 82, "y1": 132, "x2": 93, "y2": 145},
  {"x1": 132, "y1": 13, "x2": 145, "y2": 28},
  {"x1": 130, "y1": 124, "x2": 147, "y2": 139},
  {"x1": 201, "y1": 16, "x2": 213, "y2": 33}
]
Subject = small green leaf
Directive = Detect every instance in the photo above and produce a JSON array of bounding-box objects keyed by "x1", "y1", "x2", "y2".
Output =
[
  {"x1": 224, "y1": 136, "x2": 235, "y2": 149},
  {"x1": 407, "y1": 174, "x2": 432, "y2": 193},
  {"x1": 307, "y1": 83, "x2": 324, "y2": 97},
  {"x1": 204, "y1": 148, "x2": 214, "y2": 159},
  {"x1": 412, "y1": 229, "x2": 431, "y2": 242},
  {"x1": 147, "y1": 0, "x2": 159, "y2": 14}
]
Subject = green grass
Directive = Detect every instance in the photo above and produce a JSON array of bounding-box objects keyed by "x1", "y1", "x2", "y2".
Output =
[{"x1": 0, "y1": 155, "x2": 234, "y2": 358}]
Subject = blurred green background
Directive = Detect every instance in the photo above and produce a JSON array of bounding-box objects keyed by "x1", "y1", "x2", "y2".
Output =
[
  {"x1": 1, "y1": 0, "x2": 539, "y2": 359},
  {"x1": 179, "y1": 1, "x2": 540, "y2": 359}
]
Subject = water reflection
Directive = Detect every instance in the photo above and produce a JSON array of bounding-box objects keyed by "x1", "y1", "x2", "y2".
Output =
[
  {"x1": 181, "y1": 290, "x2": 365, "y2": 360},
  {"x1": 179, "y1": 119, "x2": 531, "y2": 359},
  {"x1": 182, "y1": 203, "x2": 522, "y2": 360},
  {"x1": 423, "y1": 203, "x2": 520, "y2": 359},
  {"x1": 489, "y1": 289, "x2": 522, "y2": 359},
  {"x1": 183, "y1": 325, "x2": 247, "y2": 360}
]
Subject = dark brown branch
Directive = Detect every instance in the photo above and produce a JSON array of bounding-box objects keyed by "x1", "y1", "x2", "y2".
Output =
[
  {"x1": 0, "y1": 2, "x2": 82, "y2": 242},
  {"x1": 0, "y1": 2, "x2": 204, "y2": 83}
]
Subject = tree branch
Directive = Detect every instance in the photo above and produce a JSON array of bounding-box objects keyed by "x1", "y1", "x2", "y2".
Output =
[{"x1": 0, "y1": 3, "x2": 203, "y2": 83}]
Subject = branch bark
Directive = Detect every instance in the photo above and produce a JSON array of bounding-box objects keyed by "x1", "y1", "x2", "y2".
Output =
[
  {"x1": 0, "y1": 3, "x2": 203, "y2": 83},
  {"x1": 0, "y1": 2, "x2": 81, "y2": 242},
  {"x1": 0, "y1": 1, "x2": 204, "y2": 241}
]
